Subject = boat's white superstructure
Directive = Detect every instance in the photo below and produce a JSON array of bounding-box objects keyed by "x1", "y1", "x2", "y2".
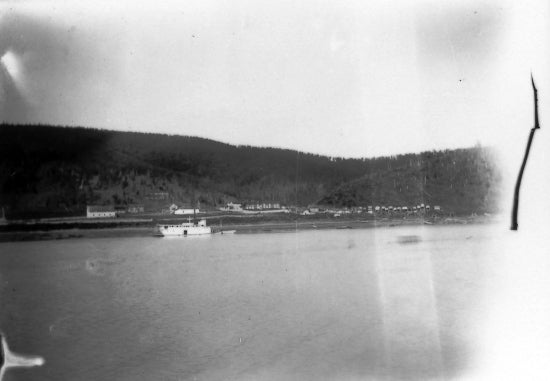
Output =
[{"x1": 157, "y1": 218, "x2": 212, "y2": 236}]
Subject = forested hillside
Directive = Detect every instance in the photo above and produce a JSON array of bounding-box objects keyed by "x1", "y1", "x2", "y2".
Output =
[
  {"x1": 0, "y1": 124, "x2": 501, "y2": 218},
  {"x1": 320, "y1": 148, "x2": 501, "y2": 213}
]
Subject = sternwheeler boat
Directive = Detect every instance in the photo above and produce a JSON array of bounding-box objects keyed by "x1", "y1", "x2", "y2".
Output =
[{"x1": 157, "y1": 218, "x2": 212, "y2": 237}]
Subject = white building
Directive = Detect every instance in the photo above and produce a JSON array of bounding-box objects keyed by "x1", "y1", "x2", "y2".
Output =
[
  {"x1": 87, "y1": 205, "x2": 116, "y2": 218},
  {"x1": 174, "y1": 208, "x2": 199, "y2": 215},
  {"x1": 227, "y1": 202, "x2": 242, "y2": 211}
]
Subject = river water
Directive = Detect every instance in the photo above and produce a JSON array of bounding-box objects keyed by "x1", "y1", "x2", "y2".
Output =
[{"x1": 0, "y1": 225, "x2": 503, "y2": 380}]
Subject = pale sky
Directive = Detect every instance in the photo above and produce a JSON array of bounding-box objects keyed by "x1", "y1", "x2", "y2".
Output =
[{"x1": 0, "y1": 0, "x2": 548, "y2": 159}]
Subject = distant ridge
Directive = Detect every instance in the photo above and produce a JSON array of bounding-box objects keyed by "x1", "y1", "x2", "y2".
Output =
[{"x1": 0, "y1": 124, "x2": 501, "y2": 218}]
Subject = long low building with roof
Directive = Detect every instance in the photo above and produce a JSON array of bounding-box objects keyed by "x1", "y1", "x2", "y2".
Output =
[{"x1": 86, "y1": 205, "x2": 117, "y2": 218}]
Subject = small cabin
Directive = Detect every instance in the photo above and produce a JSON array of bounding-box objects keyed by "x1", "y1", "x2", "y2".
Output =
[{"x1": 127, "y1": 205, "x2": 144, "y2": 213}]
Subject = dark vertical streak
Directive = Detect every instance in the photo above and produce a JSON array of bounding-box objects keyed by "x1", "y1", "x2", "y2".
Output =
[
  {"x1": 511, "y1": 75, "x2": 541, "y2": 230},
  {"x1": 0, "y1": 334, "x2": 4, "y2": 369}
]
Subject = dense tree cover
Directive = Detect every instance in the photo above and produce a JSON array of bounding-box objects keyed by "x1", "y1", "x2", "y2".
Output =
[
  {"x1": 0, "y1": 124, "x2": 501, "y2": 217},
  {"x1": 320, "y1": 147, "x2": 501, "y2": 213}
]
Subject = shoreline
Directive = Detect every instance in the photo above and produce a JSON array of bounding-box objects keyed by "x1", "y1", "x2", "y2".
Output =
[{"x1": 0, "y1": 214, "x2": 499, "y2": 242}]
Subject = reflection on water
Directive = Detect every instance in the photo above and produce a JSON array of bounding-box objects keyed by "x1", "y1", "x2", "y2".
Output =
[{"x1": 0, "y1": 225, "x2": 500, "y2": 380}]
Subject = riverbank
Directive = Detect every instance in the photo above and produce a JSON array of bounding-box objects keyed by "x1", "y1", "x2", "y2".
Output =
[{"x1": 0, "y1": 214, "x2": 499, "y2": 242}]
